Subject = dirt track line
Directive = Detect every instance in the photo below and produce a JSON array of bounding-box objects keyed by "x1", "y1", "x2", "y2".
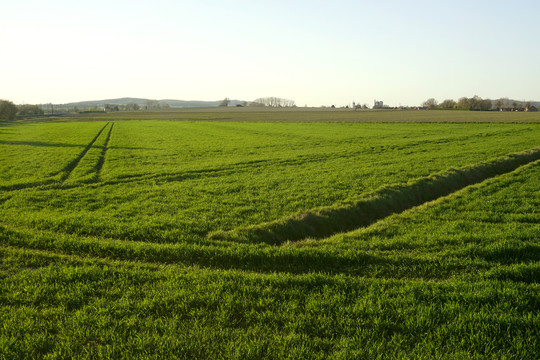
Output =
[
  {"x1": 94, "y1": 122, "x2": 114, "y2": 181},
  {"x1": 60, "y1": 122, "x2": 109, "y2": 183}
]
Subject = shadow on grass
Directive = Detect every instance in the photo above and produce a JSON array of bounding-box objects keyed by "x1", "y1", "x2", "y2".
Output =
[
  {"x1": 467, "y1": 244, "x2": 540, "y2": 265},
  {"x1": 98, "y1": 157, "x2": 312, "y2": 187},
  {"x1": 0, "y1": 179, "x2": 58, "y2": 192},
  {"x1": 0, "y1": 139, "x2": 87, "y2": 148},
  {"x1": 0, "y1": 224, "x2": 473, "y2": 279},
  {"x1": 0, "y1": 139, "x2": 151, "y2": 150},
  {"x1": 0, "y1": 121, "x2": 18, "y2": 127},
  {"x1": 60, "y1": 123, "x2": 110, "y2": 183}
]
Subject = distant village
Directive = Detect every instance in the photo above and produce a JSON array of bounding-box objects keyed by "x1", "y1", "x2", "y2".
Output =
[{"x1": 344, "y1": 97, "x2": 538, "y2": 112}]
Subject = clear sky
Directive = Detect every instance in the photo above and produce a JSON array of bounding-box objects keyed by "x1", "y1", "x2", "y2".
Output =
[{"x1": 2, "y1": 0, "x2": 539, "y2": 106}]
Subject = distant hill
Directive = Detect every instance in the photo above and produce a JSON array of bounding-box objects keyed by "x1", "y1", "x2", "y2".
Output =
[{"x1": 58, "y1": 98, "x2": 247, "y2": 108}]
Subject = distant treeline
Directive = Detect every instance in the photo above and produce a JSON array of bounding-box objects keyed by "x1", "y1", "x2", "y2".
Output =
[
  {"x1": 250, "y1": 97, "x2": 296, "y2": 107},
  {"x1": 76, "y1": 100, "x2": 171, "y2": 113},
  {"x1": 7, "y1": 96, "x2": 298, "y2": 117},
  {"x1": 0, "y1": 99, "x2": 175, "y2": 119},
  {"x1": 422, "y1": 96, "x2": 537, "y2": 111},
  {"x1": 0, "y1": 100, "x2": 45, "y2": 120}
]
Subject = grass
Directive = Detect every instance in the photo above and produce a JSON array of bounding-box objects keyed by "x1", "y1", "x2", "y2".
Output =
[
  {"x1": 2, "y1": 120, "x2": 539, "y2": 244},
  {"x1": 210, "y1": 147, "x2": 540, "y2": 245},
  {"x1": 48, "y1": 107, "x2": 540, "y2": 123},
  {"x1": 0, "y1": 110, "x2": 539, "y2": 359}
]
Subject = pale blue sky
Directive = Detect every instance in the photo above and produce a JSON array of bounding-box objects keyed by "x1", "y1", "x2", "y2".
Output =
[{"x1": 2, "y1": 0, "x2": 539, "y2": 106}]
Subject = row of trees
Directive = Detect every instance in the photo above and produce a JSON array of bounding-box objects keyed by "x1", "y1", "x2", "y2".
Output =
[
  {"x1": 218, "y1": 97, "x2": 296, "y2": 107},
  {"x1": 0, "y1": 99, "x2": 175, "y2": 119},
  {"x1": 83, "y1": 101, "x2": 170, "y2": 112},
  {"x1": 1, "y1": 97, "x2": 297, "y2": 118},
  {"x1": 252, "y1": 97, "x2": 296, "y2": 107},
  {"x1": 423, "y1": 96, "x2": 532, "y2": 111},
  {"x1": 143, "y1": 100, "x2": 170, "y2": 110},
  {"x1": 0, "y1": 100, "x2": 44, "y2": 120}
]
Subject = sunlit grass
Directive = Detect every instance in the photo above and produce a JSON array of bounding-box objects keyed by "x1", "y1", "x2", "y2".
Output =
[{"x1": 0, "y1": 112, "x2": 539, "y2": 358}]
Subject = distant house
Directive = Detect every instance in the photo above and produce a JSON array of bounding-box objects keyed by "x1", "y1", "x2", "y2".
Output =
[
  {"x1": 525, "y1": 105, "x2": 537, "y2": 112},
  {"x1": 500, "y1": 107, "x2": 524, "y2": 112}
]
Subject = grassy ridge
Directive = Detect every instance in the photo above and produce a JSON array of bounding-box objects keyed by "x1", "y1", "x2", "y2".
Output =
[{"x1": 209, "y1": 147, "x2": 540, "y2": 245}]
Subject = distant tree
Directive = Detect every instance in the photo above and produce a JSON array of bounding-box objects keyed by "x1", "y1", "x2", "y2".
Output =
[
  {"x1": 281, "y1": 98, "x2": 296, "y2": 107},
  {"x1": 104, "y1": 104, "x2": 120, "y2": 112},
  {"x1": 17, "y1": 104, "x2": 44, "y2": 117},
  {"x1": 0, "y1": 100, "x2": 18, "y2": 120},
  {"x1": 125, "y1": 102, "x2": 140, "y2": 111},
  {"x1": 422, "y1": 98, "x2": 438, "y2": 109},
  {"x1": 512, "y1": 101, "x2": 518, "y2": 110},
  {"x1": 145, "y1": 100, "x2": 161, "y2": 110},
  {"x1": 456, "y1": 97, "x2": 471, "y2": 110},
  {"x1": 469, "y1": 95, "x2": 482, "y2": 110},
  {"x1": 219, "y1": 98, "x2": 230, "y2": 107},
  {"x1": 253, "y1": 97, "x2": 296, "y2": 107},
  {"x1": 477, "y1": 98, "x2": 492, "y2": 111},
  {"x1": 494, "y1": 97, "x2": 510, "y2": 109},
  {"x1": 373, "y1": 100, "x2": 384, "y2": 109},
  {"x1": 439, "y1": 99, "x2": 456, "y2": 109}
]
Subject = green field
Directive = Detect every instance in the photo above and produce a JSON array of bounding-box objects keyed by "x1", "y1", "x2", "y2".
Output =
[{"x1": 1, "y1": 110, "x2": 539, "y2": 359}]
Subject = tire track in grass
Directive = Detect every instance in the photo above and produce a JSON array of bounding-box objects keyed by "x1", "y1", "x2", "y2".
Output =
[
  {"x1": 209, "y1": 147, "x2": 540, "y2": 245},
  {"x1": 0, "y1": 123, "x2": 110, "y2": 191},
  {"x1": 94, "y1": 122, "x2": 114, "y2": 181},
  {"x1": 60, "y1": 122, "x2": 110, "y2": 183}
]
